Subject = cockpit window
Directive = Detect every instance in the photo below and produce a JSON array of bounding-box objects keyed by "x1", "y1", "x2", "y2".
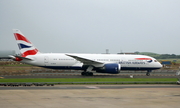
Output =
[{"x1": 154, "y1": 60, "x2": 157, "y2": 62}]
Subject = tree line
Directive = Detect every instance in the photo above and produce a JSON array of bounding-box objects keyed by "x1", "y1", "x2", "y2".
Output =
[
  {"x1": 134, "y1": 52, "x2": 180, "y2": 59},
  {"x1": 155, "y1": 54, "x2": 180, "y2": 59}
]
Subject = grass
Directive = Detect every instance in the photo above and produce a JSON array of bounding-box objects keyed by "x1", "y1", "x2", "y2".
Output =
[{"x1": 0, "y1": 78, "x2": 177, "y2": 83}]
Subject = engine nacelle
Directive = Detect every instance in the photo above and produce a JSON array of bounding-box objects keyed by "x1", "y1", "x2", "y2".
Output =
[{"x1": 96, "y1": 63, "x2": 121, "y2": 74}]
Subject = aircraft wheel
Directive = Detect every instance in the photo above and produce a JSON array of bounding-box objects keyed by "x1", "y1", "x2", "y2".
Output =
[
  {"x1": 146, "y1": 72, "x2": 150, "y2": 76},
  {"x1": 85, "y1": 72, "x2": 89, "y2": 76},
  {"x1": 81, "y1": 72, "x2": 90, "y2": 76},
  {"x1": 89, "y1": 72, "x2": 93, "y2": 76},
  {"x1": 81, "y1": 72, "x2": 85, "y2": 76},
  {"x1": 146, "y1": 70, "x2": 152, "y2": 76},
  {"x1": 81, "y1": 72, "x2": 93, "y2": 76}
]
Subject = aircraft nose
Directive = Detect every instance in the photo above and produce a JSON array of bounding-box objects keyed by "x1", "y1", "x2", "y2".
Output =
[{"x1": 158, "y1": 62, "x2": 163, "y2": 68}]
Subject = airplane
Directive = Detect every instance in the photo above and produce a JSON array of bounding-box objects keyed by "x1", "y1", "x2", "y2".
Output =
[{"x1": 11, "y1": 29, "x2": 162, "y2": 76}]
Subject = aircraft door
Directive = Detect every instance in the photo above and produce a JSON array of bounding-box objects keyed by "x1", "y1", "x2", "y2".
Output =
[{"x1": 44, "y1": 56, "x2": 49, "y2": 66}]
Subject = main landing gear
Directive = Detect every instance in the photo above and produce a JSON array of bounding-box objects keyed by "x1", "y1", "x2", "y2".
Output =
[
  {"x1": 81, "y1": 66, "x2": 94, "y2": 76},
  {"x1": 81, "y1": 72, "x2": 93, "y2": 76},
  {"x1": 146, "y1": 70, "x2": 152, "y2": 76}
]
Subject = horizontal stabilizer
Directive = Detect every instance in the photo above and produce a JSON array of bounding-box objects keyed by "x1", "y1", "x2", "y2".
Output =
[
  {"x1": 15, "y1": 56, "x2": 32, "y2": 60},
  {"x1": 9, "y1": 55, "x2": 33, "y2": 61}
]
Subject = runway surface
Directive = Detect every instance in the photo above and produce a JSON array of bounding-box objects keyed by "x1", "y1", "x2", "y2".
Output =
[
  {"x1": 0, "y1": 84, "x2": 180, "y2": 90},
  {"x1": 1, "y1": 73, "x2": 179, "y2": 79},
  {"x1": 0, "y1": 85, "x2": 180, "y2": 108}
]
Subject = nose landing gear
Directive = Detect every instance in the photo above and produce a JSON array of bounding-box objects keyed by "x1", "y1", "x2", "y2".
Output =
[{"x1": 146, "y1": 70, "x2": 152, "y2": 76}]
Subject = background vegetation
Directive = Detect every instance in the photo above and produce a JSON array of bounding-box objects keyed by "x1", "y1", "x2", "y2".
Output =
[{"x1": 135, "y1": 52, "x2": 180, "y2": 59}]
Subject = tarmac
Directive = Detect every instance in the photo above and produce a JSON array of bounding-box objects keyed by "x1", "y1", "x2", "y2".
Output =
[
  {"x1": 1, "y1": 72, "x2": 179, "y2": 79},
  {"x1": 1, "y1": 70, "x2": 180, "y2": 108},
  {"x1": 0, "y1": 85, "x2": 180, "y2": 108}
]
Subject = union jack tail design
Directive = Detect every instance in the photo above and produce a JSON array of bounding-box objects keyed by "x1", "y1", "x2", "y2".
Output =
[{"x1": 13, "y1": 29, "x2": 39, "y2": 57}]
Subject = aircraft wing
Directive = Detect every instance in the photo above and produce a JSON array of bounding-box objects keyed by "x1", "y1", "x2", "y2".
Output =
[{"x1": 66, "y1": 54, "x2": 103, "y2": 65}]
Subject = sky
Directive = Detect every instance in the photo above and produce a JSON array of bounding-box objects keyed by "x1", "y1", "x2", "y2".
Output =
[{"x1": 1, "y1": 0, "x2": 180, "y2": 54}]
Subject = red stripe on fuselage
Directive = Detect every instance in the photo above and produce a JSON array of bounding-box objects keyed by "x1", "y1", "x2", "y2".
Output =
[
  {"x1": 14, "y1": 33, "x2": 31, "y2": 44},
  {"x1": 22, "y1": 49, "x2": 38, "y2": 57},
  {"x1": 135, "y1": 58, "x2": 152, "y2": 60}
]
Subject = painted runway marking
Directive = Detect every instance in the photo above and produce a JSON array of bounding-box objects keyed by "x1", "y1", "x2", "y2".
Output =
[{"x1": 86, "y1": 86, "x2": 100, "y2": 89}]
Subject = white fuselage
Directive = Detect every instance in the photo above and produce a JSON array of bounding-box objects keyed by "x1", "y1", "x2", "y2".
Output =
[
  {"x1": 21, "y1": 53, "x2": 162, "y2": 71},
  {"x1": 12, "y1": 29, "x2": 162, "y2": 75}
]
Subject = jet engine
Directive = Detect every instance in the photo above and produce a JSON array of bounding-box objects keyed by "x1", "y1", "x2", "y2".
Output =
[{"x1": 96, "y1": 63, "x2": 121, "y2": 74}]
